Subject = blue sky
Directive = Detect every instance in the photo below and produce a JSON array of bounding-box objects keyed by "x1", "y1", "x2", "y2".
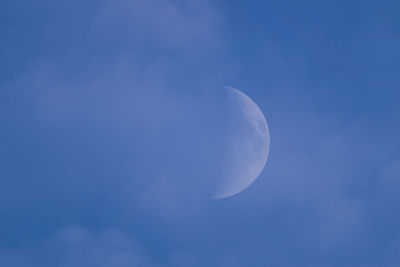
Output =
[{"x1": 1, "y1": 0, "x2": 400, "y2": 266}]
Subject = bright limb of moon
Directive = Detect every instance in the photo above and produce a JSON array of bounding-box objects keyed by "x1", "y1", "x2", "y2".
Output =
[{"x1": 213, "y1": 86, "x2": 270, "y2": 199}]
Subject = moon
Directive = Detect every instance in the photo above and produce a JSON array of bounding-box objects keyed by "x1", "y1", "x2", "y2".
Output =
[{"x1": 213, "y1": 86, "x2": 270, "y2": 199}]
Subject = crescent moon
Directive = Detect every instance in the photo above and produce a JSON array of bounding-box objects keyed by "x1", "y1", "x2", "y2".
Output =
[{"x1": 213, "y1": 86, "x2": 270, "y2": 199}]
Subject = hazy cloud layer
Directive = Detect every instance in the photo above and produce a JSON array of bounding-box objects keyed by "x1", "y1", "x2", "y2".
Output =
[{"x1": 1, "y1": 0, "x2": 400, "y2": 266}]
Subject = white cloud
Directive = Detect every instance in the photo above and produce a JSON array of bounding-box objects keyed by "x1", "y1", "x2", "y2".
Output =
[{"x1": 0, "y1": 226, "x2": 156, "y2": 267}]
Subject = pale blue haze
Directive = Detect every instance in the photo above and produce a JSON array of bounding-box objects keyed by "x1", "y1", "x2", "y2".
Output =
[{"x1": 1, "y1": 0, "x2": 400, "y2": 266}]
